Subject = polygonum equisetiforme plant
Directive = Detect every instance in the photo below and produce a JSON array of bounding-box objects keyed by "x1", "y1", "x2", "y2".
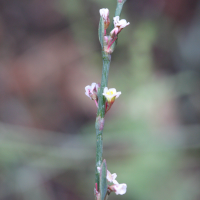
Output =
[{"x1": 84, "y1": 0, "x2": 129, "y2": 199}]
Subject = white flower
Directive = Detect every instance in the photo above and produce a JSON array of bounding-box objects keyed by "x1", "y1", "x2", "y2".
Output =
[
  {"x1": 97, "y1": 167, "x2": 117, "y2": 183},
  {"x1": 110, "y1": 180, "x2": 127, "y2": 195},
  {"x1": 110, "y1": 16, "x2": 130, "y2": 37},
  {"x1": 113, "y1": 16, "x2": 130, "y2": 30},
  {"x1": 103, "y1": 87, "x2": 121, "y2": 102},
  {"x1": 85, "y1": 82, "x2": 99, "y2": 100},
  {"x1": 99, "y1": 8, "x2": 109, "y2": 21}
]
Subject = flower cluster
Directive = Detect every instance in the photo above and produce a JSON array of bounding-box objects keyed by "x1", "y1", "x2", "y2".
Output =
[
  {"x1": 85, "y1": 83, "x2": 121, "y2": 113},
  {"x1": 99, "y1": 8, "x2": 130, "y2": 54},
  {"x1": 97, "y1": 167, "x2": 127, "y2": 195}
]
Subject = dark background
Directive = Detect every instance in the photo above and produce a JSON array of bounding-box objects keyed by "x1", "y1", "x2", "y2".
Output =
[{"x1": 0, "y1": 0, "x2": 200, "y2": 199}]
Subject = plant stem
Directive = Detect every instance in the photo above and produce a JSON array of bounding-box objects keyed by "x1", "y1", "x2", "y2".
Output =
[
  {"x1": 95, "y1": 0, "x2": 126, "y2": 193},
  {"x1": 95, "y1": 51, "x2": 111, "y2": 190}
]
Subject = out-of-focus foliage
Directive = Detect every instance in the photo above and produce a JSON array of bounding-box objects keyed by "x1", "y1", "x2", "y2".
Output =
[{"x1": 0, "y1": 0, "x2": 200, "y2": 200}]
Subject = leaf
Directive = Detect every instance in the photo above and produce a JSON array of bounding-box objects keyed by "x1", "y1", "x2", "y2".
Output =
[
  {"x1": 98, "y1": 17, "x2": 104, "y2": 49},
  {"x1": 100, "y1": 159, "x2": 107, "y2": 200}
]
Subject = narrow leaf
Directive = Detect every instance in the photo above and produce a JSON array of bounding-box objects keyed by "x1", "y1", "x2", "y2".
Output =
[
  {"x1": 100, "y1": 159, "x2": 107, "y2": 200},
  {"x1": 98, "y1": 17, "x2": 104, "y2": 49}
]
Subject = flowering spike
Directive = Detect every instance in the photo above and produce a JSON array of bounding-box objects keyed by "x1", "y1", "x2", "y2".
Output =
[
  {"x1": 99, "y1": 8, "x2": 110, "y2": 30},
  {"x1": 95, "y1": 1, "x2": 128, "y2": 198}
]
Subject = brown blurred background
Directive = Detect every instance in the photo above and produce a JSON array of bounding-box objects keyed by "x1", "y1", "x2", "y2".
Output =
[{"x1": 0, "y1": 0, "x2": 200, "y2": 199}]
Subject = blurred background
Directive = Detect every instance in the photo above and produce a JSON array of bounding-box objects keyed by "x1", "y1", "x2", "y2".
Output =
[{"x1": 0, "y1": 0, "x2": 200, "y2": 199}]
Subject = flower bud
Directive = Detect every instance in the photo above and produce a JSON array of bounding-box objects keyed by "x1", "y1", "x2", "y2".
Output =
[{"x1": 99, "y1": 8, "x2": 110, "y2": 29}]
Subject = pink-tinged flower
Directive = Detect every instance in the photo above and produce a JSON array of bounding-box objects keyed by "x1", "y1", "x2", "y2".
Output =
[
  {"x1": 85, "y1": 82, "x2": 99, "y2": 100},
  {"x1": 107, "y1": 169, "x2": 117, "y2": 183},
  {"x1": 99, "y1": 8, "x2": 110, "y2": 29},
  {"x1": 113, "y1": 16, "x2": 130, "y2": 30},
  {"x1": 105, "y1": 16, "x2": 129, "y2": 53},
  {"x1": 110, "y1": 16, "x2": 130, "y2": 38},
  {"x1": 103, "y1": 87, "x2": 121, "y2": 102},
  {"x1": 109, "y1": 180, "x2": 127, "y2": 195},
  {"x1": 85, "y1": 83, "x2": 100, "y2": 107},
  {"x1": 97, "y1": 167, "x2": 117, "y2": 183}
]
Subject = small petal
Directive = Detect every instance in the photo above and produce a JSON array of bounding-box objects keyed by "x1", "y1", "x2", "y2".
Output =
[
  {"x1": 119, "y1": 19, "x2": 130, "y2": 29},
  {"x1": 109, "y1": 88, "x2": 117, "y2": 93},
  {"x1": 91, "y1": 82, "x2": 97, "y2": 91},
  {"x1": 107, "y1": 169, "x2": 117, "y2": 183},
  {"x1": 85, "y1": 85, "x2": 92, "y2": 99},
  {"x1": 113, "y1": 16, "x2": 120, "y2": 27},
  {"x1": 115, "y1": 91, "x2": 121, "y2": 98}
]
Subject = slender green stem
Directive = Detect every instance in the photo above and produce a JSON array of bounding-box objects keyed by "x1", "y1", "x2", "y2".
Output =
[
  {"x1": 95, "y1": 51, "x2": 111, "y2": 189},
  {"x1": 97, "y1": 52, "x2": 111, "y2": 118}
]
